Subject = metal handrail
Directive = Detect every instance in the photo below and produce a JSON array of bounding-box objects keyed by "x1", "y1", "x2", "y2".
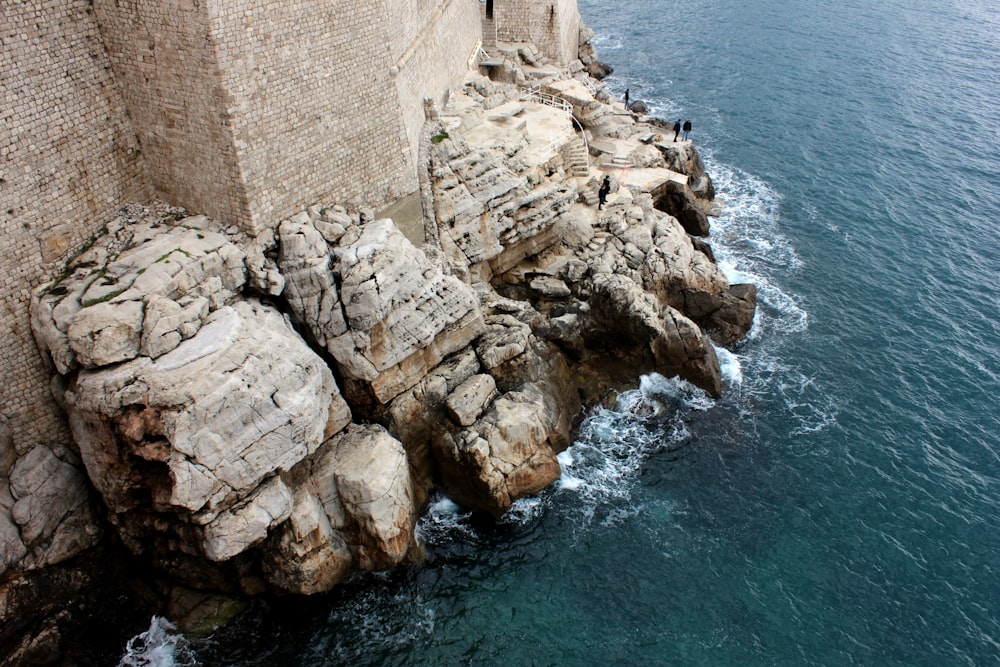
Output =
[
  {"x1": 518, "y1": 85, "x2": 589, "y2": 171},
  {"x1": 529, "y1": 126, "x2": 575, "y2": 162},
  {"x1": 518, "y1": 85, "x2": 573, "y2": 114}
]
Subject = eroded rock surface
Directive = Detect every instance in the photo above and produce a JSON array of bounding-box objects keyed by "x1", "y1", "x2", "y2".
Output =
[
  {"x1": 64, "y1": 300, "x2": 351, "y2": 564},
  {"x1": 32, "y1": 220, "x2": 246, "y2": 375},
  {"x1": 18, "y1": 52, "x2": 756, "y2": 610}
]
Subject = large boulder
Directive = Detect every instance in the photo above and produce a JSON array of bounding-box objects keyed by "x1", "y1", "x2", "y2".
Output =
[
  {"x1": 383, "y1": 347, "x2": 482, "y2": 501},
  {"x1": 315, "y1": 424, "x2": 417, "y2": 570},
  {"x1": 587, "y1": 274, "x2": 722, "y2": 396},
  {"x1": 640, "y1": 210, "x2": 729, "y2": 298},
  {"x1": 8, "y1": 446, "x2": 100, "y2": 570},
  {"x1": 0, "y1": 415, "x2": 26, "y2": 575},
  {"x1": 63, "y1": 299, "x2": 351, "y2": 561},
  {"x1": 671, "y1": 284, "x2": 758, "y2": 346},
  {"x1": 31, "y1": 220, "x2": 246, "y2": 375},
  {"x1": 260, "y1": 478, "x2": 352, "y2": 596},
  {"x1": 654, "y1": 138, "x2": 716, "y2": 200},
  {"x1": 277, "y1": 216, "x2": 347, "y2": 350},
  {"x1": 429, "y1": 133, "x2": 576, "y2": 278},
  {"x1": 433, "y1": 383, "x2": 562, "y2": 517},
  {"x1": 653, "y1": 179, "x2": 710, "y2": 237},
  {"x1": 325, "y1": 219, "x2": 485, "y2": 404},
  {"x1": 260, "y1": 422, "x2": 417, "y2": 595}
]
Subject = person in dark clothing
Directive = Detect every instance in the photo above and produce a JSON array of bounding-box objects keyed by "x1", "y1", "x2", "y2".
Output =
[
  {"x1": 624, "y1": 88, "x2": 630, "y2": 109},
  {"x1": 673, "y1": 119, "x2": 682, "y2": 142},
  {"x1": 597, "y1": 175, "x2": 611, "y2": 210},
  {"x1": 682, "y1": 119, "x2": 692, "y2": 140}
]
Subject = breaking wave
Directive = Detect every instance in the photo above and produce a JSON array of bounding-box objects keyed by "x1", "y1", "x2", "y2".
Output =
[{"x1": 118, "y1": 617, "x2": 198, "y2": 667}]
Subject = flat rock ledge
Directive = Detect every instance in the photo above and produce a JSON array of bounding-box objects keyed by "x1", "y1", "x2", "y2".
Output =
[{"x1": 13, "y1": 60, "x2": 756, "y2": 609}]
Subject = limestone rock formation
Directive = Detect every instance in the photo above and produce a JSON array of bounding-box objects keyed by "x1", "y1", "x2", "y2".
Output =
[
  {"x1": 429, "y1": 131, "x2": 576, "y2": 278},
  {"x1": 277, "y1": 212, "x2": 483, "y2": 402},
  {"x1": 578, "y1": 26, "x2": 613, "y2": 80},
  {"x1": 0, "y1": 415, "x2": 25, "y2": 574},
  {"x1": 13, "y1": 42, "x2": 757, "y2": 615},
  {"x1": 655, "y1": 179, "x2": 711, "y2": 237},
  {"x1": 317, "y1": 424, "x2": 417, "y2": 571},
  {"x1": 63, "y1": 300, "x2": 351, "y2": 563},
  {"x1": 434, "y1": 383, "x2": 563, "y2": 517},
  {"x1": 671, "y1": 284, "x2": 758, "y2": 346},
  {"x1": 317, "y1": 218, "x2": 485, "y2": 404},
  {"x1": 32, "y1": 219, "x2": 246, "y2": 375},
  {"x1": 261, "y1": 423, "x2": 418, "y2": 594},
  {"x1": 654, "y1": 139, "x2": 716, "y2": 200},
  {"x1": 0, "y1": 412, "x2": 101, "y2": 578},
  {"x1": 587, "y1": 274, "x2": 722, "y2": 396}
]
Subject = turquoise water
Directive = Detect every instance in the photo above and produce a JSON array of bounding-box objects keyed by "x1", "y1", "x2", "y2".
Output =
[{"x1": 122, "y1": 0, "x2": 1000, "y2": 664}]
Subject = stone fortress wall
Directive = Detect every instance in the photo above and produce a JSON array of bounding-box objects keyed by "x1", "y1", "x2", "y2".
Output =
[
  {"x1": 1, "y1": 0, "x2": 582, "y2": 496},
  {"x1": 1, "y1": 1, "x2": 151, "y2": 451},
  {"x1": 387, "y1": 0, "x2": 484, "y2": 163},
  {"x1": 494, "y1": 0, "x2": 582, "y2": 66}
]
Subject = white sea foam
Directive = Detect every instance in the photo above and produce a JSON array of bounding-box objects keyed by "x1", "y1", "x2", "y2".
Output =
[
  {"x1": 428, "y1": 496, "x2": 460, "y2": 516},
  {"x1": 502, "y1": 496, "x2": 546, "y2": 524},
  {"x1": 316, "y1": 588, "x2": 436, "y2": 662},
  {"x1": 118, "y1": 616, "x2": 197, "y2": 667},
  {"x1": 551, "y1": 378, "x2": 711, "y2": 526},
  {"x1": 415, "y1": 494, "x2": 475, "y2": 546},
  {"x1": 715, "y1": 344, "x2": 744, "y2": 388}
]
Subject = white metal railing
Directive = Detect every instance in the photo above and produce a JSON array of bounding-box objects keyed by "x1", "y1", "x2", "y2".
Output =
[
  {"x1": 529, "y1": 126, "x2": 575, "y2": 163},
  {"x1": 518, "y1": 84, "x2": 573, "y2": 114},
  {"x1": 579, "y1": 75, "x2": 600, "y2": 98},
  {"x1": 518, "y1": 85, "x2": 589, "y2": 170}
]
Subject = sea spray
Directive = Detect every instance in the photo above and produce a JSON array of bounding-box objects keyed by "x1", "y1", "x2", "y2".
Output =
[{"x1": 118, "y1": 617, "x2": 197, "y2": 667}]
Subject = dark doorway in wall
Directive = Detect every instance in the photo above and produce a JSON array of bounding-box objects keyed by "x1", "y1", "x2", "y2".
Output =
[{"x1": 486, "y1": 0, "x2": 494, "y2": 19}]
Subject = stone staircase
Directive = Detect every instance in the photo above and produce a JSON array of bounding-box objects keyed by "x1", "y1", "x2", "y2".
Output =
[
  {"x1": 482, "y1": 16, "x2": 497, "y2": 51},
  {"x1": 609, "y1": 154, "x2": 630, "y2": 169},
  {"x1": 567, "y1": 138, "x2": 589, "y2": 178},
  {"x1": 585, "y1": 215, "x2": 628, "y2": 252},
  {"x1": 587, "y1": 229, "x2": 610, "y2": 252},
  {"x1": 579, "y1": 184, "x2": 599, "y2": 206}
]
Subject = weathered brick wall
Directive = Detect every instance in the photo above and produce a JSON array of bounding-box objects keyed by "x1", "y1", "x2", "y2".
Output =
[
  {"x1": 93, "y1": 0, "x2": 422, "y2": 236},
  {"x1": 0, "y1": 1, "x2": 149, "y2": 450},
  {"x1": 211, "y1": 0, "x2": 418, "y2": 233},
  {"x1": 495, "y1": 0, "x2": 582, "y2": 65},
  {"x1": 91, "y1": 0, "x2": 254, "y2": 230},
  {"x1": 388, "y1": 0, "x2": 483, "y2": 163}
]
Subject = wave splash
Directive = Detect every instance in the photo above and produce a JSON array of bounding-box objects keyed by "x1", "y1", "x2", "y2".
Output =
[
  {"x1": 554, "y1": 374, "x2": 712, "y2": 524},
  {"x1": 118, "y1": 616, "x2": 198, "y2": 667}
]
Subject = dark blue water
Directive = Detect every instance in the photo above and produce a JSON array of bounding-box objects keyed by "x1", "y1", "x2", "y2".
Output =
[{"x1": 122, "y1": 0, "x2": 1000, "y2": 664}]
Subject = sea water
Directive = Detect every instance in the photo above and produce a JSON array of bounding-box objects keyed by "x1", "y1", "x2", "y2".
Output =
[{"x1": 120, "y1": 0, "x2": 1000, "y2": 664}]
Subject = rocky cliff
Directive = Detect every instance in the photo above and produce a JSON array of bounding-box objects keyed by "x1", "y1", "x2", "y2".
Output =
[{"x1": 4, "y1": 35, "x2": 755, "y2": 660}]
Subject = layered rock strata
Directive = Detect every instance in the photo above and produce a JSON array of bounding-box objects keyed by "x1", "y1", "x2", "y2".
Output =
[{"x1": 18, "y1": 56, "x2": 755, "y2": 608}]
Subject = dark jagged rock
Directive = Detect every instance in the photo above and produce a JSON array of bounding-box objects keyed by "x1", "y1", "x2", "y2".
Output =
[
  {"x1": 654, "y1": 179, "x2": 711, "y2": 236},
  {"x1": 672, "y1": 284, "x2": 758, "y2": 346}
]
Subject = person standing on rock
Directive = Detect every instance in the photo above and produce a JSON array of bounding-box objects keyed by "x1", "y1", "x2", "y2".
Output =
[
  {"x1": 624, "y1": 88, "x2": 630, "y2": 110},
  {"x1": 673, "y1": 119, "x2": 682, "y2": 142},
  {"x1": 683, "y1": 119, "x2": 692, "y2": 140},
  {"x1": 598, "y1": 175, "x2": 611, "y2": 210}
]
